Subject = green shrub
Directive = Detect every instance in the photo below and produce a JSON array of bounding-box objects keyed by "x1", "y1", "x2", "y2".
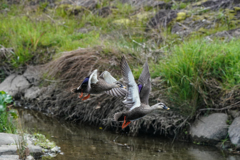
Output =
[{"x1": 0, "y1": 91, "x2": 17, "y2": 133}]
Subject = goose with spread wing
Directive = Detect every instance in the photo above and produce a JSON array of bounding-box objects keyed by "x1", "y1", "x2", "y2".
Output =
[
  {"x1": 72, "y1": 69, "x2": 128, "y2": 100},
  {"x1": 114, "y1": 56, "x2": 170, "y2": 129}
]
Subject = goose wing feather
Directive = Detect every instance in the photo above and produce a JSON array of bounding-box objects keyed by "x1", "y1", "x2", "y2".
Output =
[
  {"x1": 138, "y1": 61, "x2": 151, "y2": 105},
  {"x1": 87, "y1": 69, "x2": 98, "y2": 92},
  {"x1": 121, "y1": 56, "x2": 141, "y2": 111}
]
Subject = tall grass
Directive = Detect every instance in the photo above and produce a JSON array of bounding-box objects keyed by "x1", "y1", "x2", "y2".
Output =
[{"x1": 152, "y1": 38, "x2": 240, "y2": 115}]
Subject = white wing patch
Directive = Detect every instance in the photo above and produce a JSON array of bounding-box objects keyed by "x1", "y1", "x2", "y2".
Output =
[
  {"x1": 88, "y1": 69, "x2": 98, "y2": 91},
  {"x1": 126, "y1": 70, "x2": 141, "y2": 111},
  {"x1": 100, "y1": 71, "x2": 117, "y2": 84}
]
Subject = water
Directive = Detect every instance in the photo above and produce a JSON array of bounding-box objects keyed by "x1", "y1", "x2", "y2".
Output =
[{"x1": 18, "y1": 109, "x2": 240, "y2": 160}]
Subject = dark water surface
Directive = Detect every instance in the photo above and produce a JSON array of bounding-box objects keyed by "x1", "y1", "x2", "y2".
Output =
[{"x1": 18, "y1": 109, "x2": 240, "y2": 160}]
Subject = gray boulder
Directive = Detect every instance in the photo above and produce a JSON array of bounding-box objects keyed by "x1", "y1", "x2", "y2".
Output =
[
  {"x1": 23, "y1": 65, "x2": 42, "y2": 85},
  {"x1": 146, "y1": 10, "x2": 178, "y2": 31},
  {"x1": 118, "y1": 0, "x2": 171, "y2": 9},
  {"x1": 24, "y1": 87, "x2": 44, "y2": 100},
  {"x1": 0, "y1": 133, "x2": 43, "y2": 159},
  {"x1": 190, "y1": 113, "x2": 228, "y2": 144},
  {"x1": 228, "y1": 110, "x2": 240, "y2": 119},
  {"x1": 0, "y1": 133, "x2": 18, "y2": 146},
  {"x1": 0, "y1": 74, "x2": 30, "y2": 97},
  {"x1": 0, "y1": 155, "x2": 34, "y2": 160},
  {"x1": 60, "y1": 0, "x2": 97, "y2": 10},
  {"x1": 228, "y1": 117, "x2": 240, "y2": 146},
  {"x1": 214, "y1": 28, "x2": 240, "y2": 41}
]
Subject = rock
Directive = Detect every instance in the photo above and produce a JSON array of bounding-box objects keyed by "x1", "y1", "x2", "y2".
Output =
[
  {"x1": 215, "y1": 141, "x2": 233, "y2": 150},
  {"x1": 75, "y1": 25, "x2": 96, "y2": 34},
  {"x1": 59, "y1": 0, "x2": 98, "y2": 13},
  {"x1": 0, "y1": 74, "x2": 30, "y2": 98},
  {"x1": 171, "y1": 16, "x2": 216, "y2": 37},
  {"x1": 0, "y1": 145, "x2": 42, "y2": 157},
  {"x1": 228, "y1": 110, "x2": 240, "y2": 118},
  {"x1": 23, "y1": 65, "x2": 42, "y2": 85},
  {"x1": 94, "y1": 6, "x2": 112, "y2": 17},
  {"x1": 0, "y1": 133, "x2": 43, "y2": 159},
  {"x1": 118, "y1": 0, "x2": 171, "y2": 9},
  {"x1": 193, "y1": 0, "x2": 234, "y2": 10},
  {"x1": 0, "y1": 155, "x2": 19, "y2": 160},
  {"x1": 0, "y1": 133, "x2": 18, "y2": 146},
  {"x1": 171, "y1": 23, "x2": 191, "y2": 37},
  {"x1": 24, "y1": 87, "x2": 44, "y2": 100},
  {"x1": 0, "y1": 155, "x2": 35, "y2": 160},
  {"x1": 146, "y1": 10, "x2": 178, "y2": 31},
  {"x1": 0, "y1": 46, "x2": 14, "y2": 61},
  {"x1": 214, "y1": 28, "x2": 240, "y2": 41},
  {"x1": 190, "y1": 113, "x2": 228, "y2": 144},
  {"x1": 228, "y1": 117, "x2": 240, "y2": 146}
]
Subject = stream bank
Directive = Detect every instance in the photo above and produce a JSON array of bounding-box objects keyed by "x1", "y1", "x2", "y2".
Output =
[{"x1": 1, "y1": 0, "x2": 240, "y2": 156}]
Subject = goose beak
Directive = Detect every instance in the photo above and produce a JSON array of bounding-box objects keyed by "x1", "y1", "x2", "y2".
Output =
[{"x1": 163, "y1": 105, "x2": 170, "y2": 110}]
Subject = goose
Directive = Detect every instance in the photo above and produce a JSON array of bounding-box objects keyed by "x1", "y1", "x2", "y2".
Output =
[
  {"x1": 72, "y1": 69, "x2": 128, "y2": 100},
  {"x1": 114, "y1": 56, "x2": 170, "y2": 129}
]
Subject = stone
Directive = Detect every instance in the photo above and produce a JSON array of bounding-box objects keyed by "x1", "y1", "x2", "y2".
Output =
[
  {"x1": 0, "y1": 145, "x2": 42, "y2": 156},
  {"x1": 193, "y1": 0, "x2": 233, "y2": 10},
  {"x1": 0, "y1": 74, "x2": 30, "y2": 97},
  {"x1": 94, "y1": 6, "x2": 112, "y2": 17},
  {"x1": 228, "y1": 117, "x2": 240, "y2": 145},
  {"x1": 23, "y1": 65, "x2": 42, "y2": 85},
  {"x1": 60, "y1": 0, "x2": 97, "y2": 10},
  {"x1": 0, "y1": 133, "x2": 43, "y2": 159},
  {"x1": 0, "y1": 46, "x2": 14, "y2": 61},
  {"x1": 118, "y1": 0, "x2": 171, "y2": 9},
  {"x1": 24, "y1": 87, "x2": 44, "y2": 100},
  {"x1": 189, "y1": 113, "x2": 228, "y2": 144},
  {"x1": 228, "y1": 110, "x2": 240, "y2": 118},
  {"x1": 214, "y1": 28, "x2": 240, "y2": 41},
  {"x1": 0, "y1": 155, "x2": 19, "y2": 160},
  {"x1": 0, "y1": 133, "x2": 18, "y2": 146},
  {"x1": 146, "y1": 10, "x2": 178, "y2": 31}
]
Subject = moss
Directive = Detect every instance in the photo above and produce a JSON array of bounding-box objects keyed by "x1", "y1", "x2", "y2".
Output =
[
  {"x1": 132, "y1": 12, "x2": 155, "y2": 21},
  {"x1": 234, "y1": 7, "x2": 240, "y2": 11},
  {"x1": 192, "y1": 0, "x2": 208, "y2": 6},
  {"x1": 176, "y1": 12, "x2": 187, "y2": 21},
  {"x1": 33, "y1": 133, "x2": 56, "y2": 149},
  {"x1": 112, "y1": 18, "x2": 132, "y2": 25}
]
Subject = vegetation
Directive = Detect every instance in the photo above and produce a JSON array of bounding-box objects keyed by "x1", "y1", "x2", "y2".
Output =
[
  {"x1": 1, "y1": 0, "x2": 240, "y2": 117},
  {"x1": 152, "y1": 39, "x2": 240, "y2": 115},
  {"x1": 0, "y1": 91, "x2": 17, "y2": 133}
]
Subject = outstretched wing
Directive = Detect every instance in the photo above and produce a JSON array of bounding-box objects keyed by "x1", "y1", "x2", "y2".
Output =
[
  {"x1": 121, "y1": 56, "x2": 141, "y2": 110},
  {"x1": 87, "y1": 69, "x2": 98, "y2": 92},
  {"x1": 138, "y1": 61, "x2": 151, "y2": 105},
  {"x1": 100, "y1": 71, "x2": 128, "y2": 97},
  {"x1": 99, "y1": 71, "x2": 117, "y2": 84}
]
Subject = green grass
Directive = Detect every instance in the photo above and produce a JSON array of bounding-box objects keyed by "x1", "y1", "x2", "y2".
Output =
[
  {"x1": 151, "y1": 38, "x2": 240, "y2": 115},
  {"x1": 0, "y1": 2, "x2": 147, "y2": 67}
]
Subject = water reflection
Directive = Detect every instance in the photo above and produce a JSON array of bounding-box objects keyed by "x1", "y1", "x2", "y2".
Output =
[{"x1": 18, "y1": 109, "x2": 240, "y2": 160}]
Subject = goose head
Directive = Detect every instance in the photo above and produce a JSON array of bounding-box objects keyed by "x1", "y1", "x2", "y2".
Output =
[{"x1": 152, "y1": 102, "x2": 170, "y2": 110}]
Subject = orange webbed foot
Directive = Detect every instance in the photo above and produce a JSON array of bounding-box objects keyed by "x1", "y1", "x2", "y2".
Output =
[
  {"x1": 122, "y1": 116, "x2": 131, "y2": 129},
  {"x1": 78, "y1": 92, "x2": 83, "y2": 98},
  {"x1": 82, "y1": 94, "x2": 90, "y2": 100}
]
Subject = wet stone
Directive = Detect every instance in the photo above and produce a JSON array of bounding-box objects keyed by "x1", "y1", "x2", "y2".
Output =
[
  {"x1": 24, "y1": 87, "x2": 43, "y2": 100},
  {"x1": 228, "y1": 117, "x2": 240, "y2": 146},
  {"x1": 0, "y1": 74, "x2": 30, "y2": 98},
  {"x1": 190, "y1": 113, "x2": 228, "y2": 144}
]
